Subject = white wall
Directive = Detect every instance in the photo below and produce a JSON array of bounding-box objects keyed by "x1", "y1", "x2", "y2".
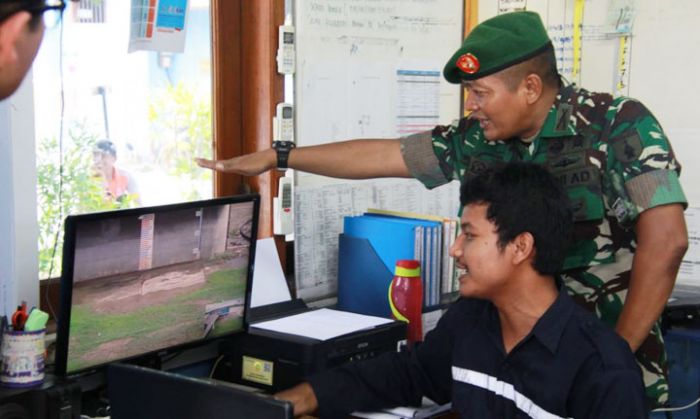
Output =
[{"x1": 0, "y1": 71, "x2": 39, "y2": 316}]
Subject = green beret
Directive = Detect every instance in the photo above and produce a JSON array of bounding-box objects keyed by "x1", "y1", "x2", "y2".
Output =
[{"x1": 443, "y1": 11, "x2": 552, "y2": 84}]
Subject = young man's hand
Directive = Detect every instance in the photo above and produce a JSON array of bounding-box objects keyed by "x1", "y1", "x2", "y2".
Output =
[{"x1": 275, "y1": 382, "x2": 319, "y2": 417}]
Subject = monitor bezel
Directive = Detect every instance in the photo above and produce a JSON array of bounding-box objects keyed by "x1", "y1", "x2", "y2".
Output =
[{"x1": 54, "y1": 194, "x2": 260, "y2": 377}]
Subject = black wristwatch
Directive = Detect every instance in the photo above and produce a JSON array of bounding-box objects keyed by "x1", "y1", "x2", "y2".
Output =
[{"x1": 272, "y1": 141, "x2": 296, "y2": 171}]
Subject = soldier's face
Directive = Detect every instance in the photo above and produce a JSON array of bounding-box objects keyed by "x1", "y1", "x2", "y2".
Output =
[
  {"x1": 449, "y1": 203, "x2": 515, "y2": 300},
  {"x1": 463, "y1": 75, "x2": 530, "y2": 141}
]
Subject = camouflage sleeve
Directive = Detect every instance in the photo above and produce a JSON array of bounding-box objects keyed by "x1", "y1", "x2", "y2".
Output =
[
  {"x1": 605, "y1": 98, "x2": 687, "y2": 225},
  {"x1": 399, "y1": 130, "x2": 451, "y2": 189}
]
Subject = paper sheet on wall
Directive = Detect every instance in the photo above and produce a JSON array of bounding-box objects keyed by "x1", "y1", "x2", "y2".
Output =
[
  {"x1": 295, "y1": 0, "x2": 463, "y2": 148},
  {"x1": 605, "y1": 0, "x2": 637, "y2": 35},
  {"x1": 128, "y1": 0, "x2": 189, "y2": 53},
  {"x1": 677, "y1": 208, "x2": 700, "y2": 287},
  {"x1": 498, "y1": 0, "x2": 527, "y2": 14},
  {"x1": 294, "y1": 179, "x2": 460, "y2": 301}
]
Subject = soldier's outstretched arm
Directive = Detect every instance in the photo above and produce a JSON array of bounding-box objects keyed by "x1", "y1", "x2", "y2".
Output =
[{"x1": 195, "y1": 139, "x2": 412, "y2": 179}]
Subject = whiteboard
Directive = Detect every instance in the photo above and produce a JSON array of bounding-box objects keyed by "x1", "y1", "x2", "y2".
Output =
[
  {"x1": 293, "y1": 0, "x2": 465, "y2": 300},
  {"x1": 480, "y1": 0, "x2": 700, "y2": 206},
  {"x1": 295, "y1": 0, "x2": 463, "y2": 155}
]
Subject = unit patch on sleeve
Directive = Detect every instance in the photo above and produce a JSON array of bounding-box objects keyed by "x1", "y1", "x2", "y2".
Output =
[{"x1": 612, "y1": 130, "x2": 643, "y2": 164}]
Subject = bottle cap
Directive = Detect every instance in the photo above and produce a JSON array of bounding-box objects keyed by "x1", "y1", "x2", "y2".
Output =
[{"x1": 395, "y1": 260, "x2": 420, "y2": 277}]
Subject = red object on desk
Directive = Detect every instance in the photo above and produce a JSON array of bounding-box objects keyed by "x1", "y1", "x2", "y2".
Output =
[
  {"x1": 389, "y1": 260, "x2": 423, "y2": 347},
  {"x1": 11, "y1": 302, "x2": 28, "y2": 331}
]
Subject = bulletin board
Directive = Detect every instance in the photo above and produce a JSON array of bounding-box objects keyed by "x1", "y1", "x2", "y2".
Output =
[{"x1": 292, "y1": 0, "x2": 465, "y2": 301}]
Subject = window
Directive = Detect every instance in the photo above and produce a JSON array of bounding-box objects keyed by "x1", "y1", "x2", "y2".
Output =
[{"x1": 33, "y1": 1, "x2": 213, "y2": 279}]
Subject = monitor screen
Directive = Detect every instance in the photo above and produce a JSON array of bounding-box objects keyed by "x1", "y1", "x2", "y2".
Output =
[{"x1": 55, "y1": 194, "x2": 260, "y2": 376}]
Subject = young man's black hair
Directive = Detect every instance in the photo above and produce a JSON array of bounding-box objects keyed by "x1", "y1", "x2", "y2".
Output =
[{"x1": 460, "y1": 162, "x2": 573, "y2": 275}]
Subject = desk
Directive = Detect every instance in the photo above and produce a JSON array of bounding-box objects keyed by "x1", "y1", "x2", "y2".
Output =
[{"x1": 0, "y1": 375, "x2": 81, "y2": 418}]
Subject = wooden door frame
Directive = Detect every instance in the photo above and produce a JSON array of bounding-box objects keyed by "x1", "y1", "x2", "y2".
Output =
[{"x1": 211, "y1": 0, "x2": 288, "y2": 269}]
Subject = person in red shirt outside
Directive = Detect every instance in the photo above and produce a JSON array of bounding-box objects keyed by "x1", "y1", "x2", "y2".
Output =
[{"x1": 92, "y1": 139, "x2": 141, "y2": 206}]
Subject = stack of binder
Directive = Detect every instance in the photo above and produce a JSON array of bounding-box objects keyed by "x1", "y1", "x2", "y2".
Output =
[{"x1": 337, "y1": 209, "x2": 459, "y2": 318}]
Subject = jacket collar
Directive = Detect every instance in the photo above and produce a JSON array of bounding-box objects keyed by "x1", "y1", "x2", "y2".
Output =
[
  {"x1": 483, "y1": 280, "x2": 574, "y2": 356},
  {"x1": 538, "y1": 82, "x2": 579, "y2": 139},
  {"x1": 529, "y1": 281, "x2": 575, "y2": 354}
]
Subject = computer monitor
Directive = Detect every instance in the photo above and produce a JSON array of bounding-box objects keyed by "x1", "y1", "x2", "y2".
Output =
[
  {"x1": 107, "y1": 363, "x2": 294, "y2": 419},
  {"x1": 55, "y1": 194, "x2": 260, "y2": 376}
]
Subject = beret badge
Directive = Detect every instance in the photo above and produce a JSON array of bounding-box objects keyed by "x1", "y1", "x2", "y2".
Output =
[{"x1": 456, "y1": 53, "x2": 480, "y2": 75}]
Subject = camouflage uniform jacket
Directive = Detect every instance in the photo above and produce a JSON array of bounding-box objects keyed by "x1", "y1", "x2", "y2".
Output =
[{"x1": 400, "y1": 82, "x2": 687, "y2": 408}]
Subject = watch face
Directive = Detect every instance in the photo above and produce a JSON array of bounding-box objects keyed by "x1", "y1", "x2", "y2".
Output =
[{"x1": 274, "y1": 141, "x2": 294, "y2": 151}]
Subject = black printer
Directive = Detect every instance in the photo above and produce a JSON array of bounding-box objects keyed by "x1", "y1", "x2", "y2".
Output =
[{"x1": 214, "y1": 299, "x2": 407, "y2": 392}]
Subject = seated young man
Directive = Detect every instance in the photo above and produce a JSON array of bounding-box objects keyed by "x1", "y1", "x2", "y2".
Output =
[{"x1": 277, "y1": 162, "x2": 646, "y2": 418}]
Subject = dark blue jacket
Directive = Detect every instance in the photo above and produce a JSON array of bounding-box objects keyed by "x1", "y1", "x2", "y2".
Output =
[{"x1": 309, "y1": 288, "x2": 646, "y2": 418}]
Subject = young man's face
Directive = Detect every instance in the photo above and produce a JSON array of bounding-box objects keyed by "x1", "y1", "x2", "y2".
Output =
[
  {"x1": 463, "y1": 73, "x2": 530, "y2": 141},
  {"x1": 449, "y1": 202, "x2": 514, "y2": 299}
]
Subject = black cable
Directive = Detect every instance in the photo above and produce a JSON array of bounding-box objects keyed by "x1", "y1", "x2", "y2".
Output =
[{"x1": 44, "y1": 12, "x2": 66, "y2": 323}]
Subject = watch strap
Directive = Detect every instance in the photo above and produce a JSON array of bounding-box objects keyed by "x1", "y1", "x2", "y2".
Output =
[{"x1": 273, "y1": 141, "x2": 295, "y2": 170}]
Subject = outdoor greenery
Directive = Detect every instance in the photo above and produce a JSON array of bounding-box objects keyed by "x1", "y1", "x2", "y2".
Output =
[
  {"x1": 36, "y1": 123, "x2": 127, "y2": 279},
  {"x1": 36, "y1": 84, "x2": 212, "y2": 279},
  {"x1": 147, "y1": 82, "x2": 212, "y2": 201}
]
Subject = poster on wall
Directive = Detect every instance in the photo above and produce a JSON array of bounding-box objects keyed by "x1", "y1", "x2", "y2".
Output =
[{"x1": 128, "y1": 0, "x2": 189, "y2": 53}]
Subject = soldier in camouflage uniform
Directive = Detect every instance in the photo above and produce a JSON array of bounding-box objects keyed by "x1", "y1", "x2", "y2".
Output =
[
  {"x1": 396, "y1": 11, "x2": 688, "y2": 409},
  {"x1": 197, "y1": 10, "x2": 688, "y2": 411}
]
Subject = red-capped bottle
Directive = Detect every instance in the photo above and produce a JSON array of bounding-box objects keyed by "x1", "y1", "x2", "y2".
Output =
[{"x1": 388, "y1": 260, "x2": 423, "y2": 347}]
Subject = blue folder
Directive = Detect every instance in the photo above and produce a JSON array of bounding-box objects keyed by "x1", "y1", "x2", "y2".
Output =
[
  {"x1": 359, "y1": 214, "x2": 442, "y2": 307},
  {"x1": 337, "y1": 234, "x2": 394, "y2": 317},
  {"x1": 337, "y1": 215, "x2": 438, "y2": 317}
]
